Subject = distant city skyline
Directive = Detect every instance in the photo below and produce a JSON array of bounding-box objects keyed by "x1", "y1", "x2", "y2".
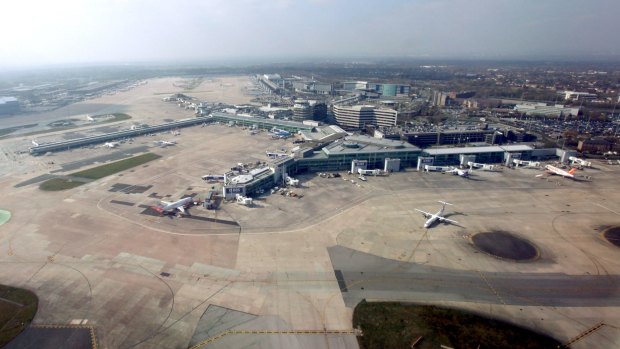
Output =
[{"x1": 1, "y1": 0, "x2": 620, "y2": 68}]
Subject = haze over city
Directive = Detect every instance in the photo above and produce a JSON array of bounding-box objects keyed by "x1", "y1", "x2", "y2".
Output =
[
  {"x1": 2, "y1": 1, "x2": 620, "y2": 348},
  {"x1": 2, "y1": 0, "x2": 620, "y2": 67}
]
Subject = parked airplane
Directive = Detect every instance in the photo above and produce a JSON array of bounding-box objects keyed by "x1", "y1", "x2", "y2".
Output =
[
  {"x1": 86, "y1": 115, "x2": 95, "y2": 122},
  {"x1": 103, "y1": 142, "x2": 119, "y2": 148},
  {"x1": 266, "y1": 151, "x2": 289, "y2": 159},
  {"x1": 537, "y1": 165, "x2": 577, "y2": 179},
  {"x1": 415, "y1": 201, "x2": 458, "y2": 228},
  {"x1": 154, "y1": 140, "x2": 176, "y2": 147},
  {"x1": 31, "y1": 140, "x2": 39, "y2": 147},
  {"x1": 269, "y1": 128, "x2": 291, "y2": 139},
  {"x1": 151, "y1": 197, "x2": 193, "y2": 216},
  {"x1": 467, "y1": 161, "x2": 496, "y2": 171},
  {"x1": 449, "y1": 168, "x2": 470, "y2": 178}
]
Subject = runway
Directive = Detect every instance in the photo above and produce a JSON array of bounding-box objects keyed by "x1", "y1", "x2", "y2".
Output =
[{"x1": 329, "y1": 245, "x2": 620, "y2": 307}]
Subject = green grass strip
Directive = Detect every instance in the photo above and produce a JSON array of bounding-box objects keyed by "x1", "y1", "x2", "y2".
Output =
[
  {"x1": 39, "y1": 153, "x2": 161, "y2": 191},
  {"x1": 72, "y1": 153, "x2": 161, "y2": 180}
]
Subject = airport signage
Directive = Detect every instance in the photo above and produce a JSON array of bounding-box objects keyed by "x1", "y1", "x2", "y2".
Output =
[
  {"x1": 225, "y1": 187, "x2": 244, "y2": 194},
  {"x1": 420, "y1": 157, "x2": 434, "y2": 164}
]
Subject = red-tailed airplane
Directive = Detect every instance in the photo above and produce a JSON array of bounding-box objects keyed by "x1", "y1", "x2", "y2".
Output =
[
  {"x1": 151, "y1": 197, "x2": 192, "y2": 216},
  {"x1": 537, "y1": 165, "x2": 577, "y2": 179}
]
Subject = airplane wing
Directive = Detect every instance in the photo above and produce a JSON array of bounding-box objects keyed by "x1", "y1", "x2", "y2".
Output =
[
  {"x1": 439, "y1": 217, "x2": 458, "y2": 224},
  {"x1": 414, "y1": 209, "x2": 432, "y2": 217}
]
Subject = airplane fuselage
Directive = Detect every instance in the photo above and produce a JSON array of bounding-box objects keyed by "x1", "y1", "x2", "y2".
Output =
[
  {"x1": 545, "y1": 164, "x2": 576, "y2": 178},
  {"x1": 423, "y1": 208, "x2": 445, "y2": 228},
  {"x1": 415, "y1": 201, "x2": 458, "y2": 228},
  {"x1": 153, "y1": 197, "x2": 193, "y2": 214}
]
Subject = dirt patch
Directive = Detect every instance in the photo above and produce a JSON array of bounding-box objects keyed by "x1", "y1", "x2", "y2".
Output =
[{"x1": 472, "y1": 231, "x2": 538, "y2": 261}]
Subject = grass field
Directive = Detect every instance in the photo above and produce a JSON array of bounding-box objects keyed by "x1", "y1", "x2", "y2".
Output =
[
  {"x1": 0, "y1": 210, "x2": 11, "y2": 226},
  {"x1": 0, "y1": 285, "x2": 38, "y2": 347},
  {"x1": 99, "y1": 113, "x2": 132, "y2": 123},
  {"x1": 0, "y1": 124, "x2": 38, "y2": 137},
  {"x1": 39, "y1": 178, "x2": 87, "y2": 191},
  {"x1": 353, "y1": 301, "x2": 562, "y2": 349},
  {"x1": 71, "y1": 152, "x2": 161, "y2": 179},
  {"x1": 39, "y1": 153, "x2": 161, "y2": 191}
]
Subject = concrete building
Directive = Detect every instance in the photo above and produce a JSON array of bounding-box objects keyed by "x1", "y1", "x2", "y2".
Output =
[
  {"x1": 292, "y1": 81, "x2": 333, "y2": 95},
  {"x1": 291, "y1": 100, "x2": 313, "y2": 122},
  {"x1": 209, "y1": 112, "x2": 313, "y2": 133},
  {"x1": 299, "y1": 125, "x2": 348, "y2": 143},
  {"x1": 342, "y1": 81, "x2": 368, "y2": 91},
  {"x1": 290, "y1": 135, "x2": 421, "y2": 174},
  {"x1": 257, "y1": 75, "x2": 282, "y2": 94},
  {"x1": 0, "y1": 97, "x2": 20, "y2": 115},
  {"x1": 422, "y1": 145, "x2": 535, "y2": 166},
  {"x1": 514, "y1": 103, "x2": 580, "y2": 118},
  {"x1": 431, "y1": 91, "x2": 455, "y2": 107},
  {"x1": 368, "y1": 83, "x2": 410, "y2": 97},
  {"x1": 333, "y1": 105, "x2": 398, "y2": 129},
  {"x1": 561, "y1": 91, "x2": 597, "y2": 101},
  {"x1": 402, "y1": 128, "x2": 535, "y2": 148},
  {"x1": 342, "y1": 81, "x2": 409, "y2": 97}
]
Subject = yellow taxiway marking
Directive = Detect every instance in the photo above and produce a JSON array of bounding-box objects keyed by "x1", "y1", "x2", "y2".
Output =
[{"x1": 188, "y1": 329, "x2": 362, "y2": 349}]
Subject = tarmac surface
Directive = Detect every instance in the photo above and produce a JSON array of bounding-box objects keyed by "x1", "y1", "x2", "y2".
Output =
[
  {"x1": 0, "y1": 77, "x2": 619, "y2": 349},
  {"x1": 5, "y1": 326, "x2": 95, "y2": 349},
  {"x1": 329, "y1": 245, "x2": 620, "y2": 307}
]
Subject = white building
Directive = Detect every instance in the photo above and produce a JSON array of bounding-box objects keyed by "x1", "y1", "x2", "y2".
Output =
[
  {"x1": 514, "y1": 103, "x2": 580, "y2": 118},
  {"x1": 333, "y1": 105, "x2": 398, "y2": 129},
  {"x1": 561, "y1": 91, "x2": 596, "y2": 101}
]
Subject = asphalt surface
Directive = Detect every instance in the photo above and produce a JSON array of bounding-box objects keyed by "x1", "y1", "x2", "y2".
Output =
[
  {"x1": 328, "y1": 245, "x2": 620, "y2": 307},
  {"x1": 14, "y1": 174, "x2": 56, "y2": 188},
  {"x1": 4, "y1": 326, "x2": 95, "y2": 349}
]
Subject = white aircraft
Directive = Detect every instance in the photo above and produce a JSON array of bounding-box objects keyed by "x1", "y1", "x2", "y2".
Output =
[
  {"x1": 31, "y1": 140, "x2": 39, "y2": 147},
  {"x1": 266, "y1": 151, "x2": 289, "y2": 159},
  {"x1": 448, "y1": 168, "x2": 470, "y2": 178},
  {"x1": 86, "y1": 115, "x2": 95, "y2": 122},
  {"x1": 415, "y1": 201, "x2": 458, "y2": 228},
  {"x1": 103, "y1": 142, "x2": 119, "y2": 148},
  {"x1": 151, "y1": 197, "x2": 193, "y2": 216},
  {"x1": 269, "y1": 128, "x2": 291, "y2": 139},
  {"x1": 537, "y1": 165, "x2": 577, "y2": 179},
  {"x1": 154, "y1": 140, "x2": 176, "y2": 147}
]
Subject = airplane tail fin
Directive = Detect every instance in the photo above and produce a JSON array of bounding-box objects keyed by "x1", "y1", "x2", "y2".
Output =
[{"x1": 568, "y1": 168, "x2": 577, "y2": 175}]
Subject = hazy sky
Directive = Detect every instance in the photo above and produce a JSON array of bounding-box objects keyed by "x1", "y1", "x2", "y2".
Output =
[{"x1": 1, "y1": 0, "x2": 619, "y2": 67}]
